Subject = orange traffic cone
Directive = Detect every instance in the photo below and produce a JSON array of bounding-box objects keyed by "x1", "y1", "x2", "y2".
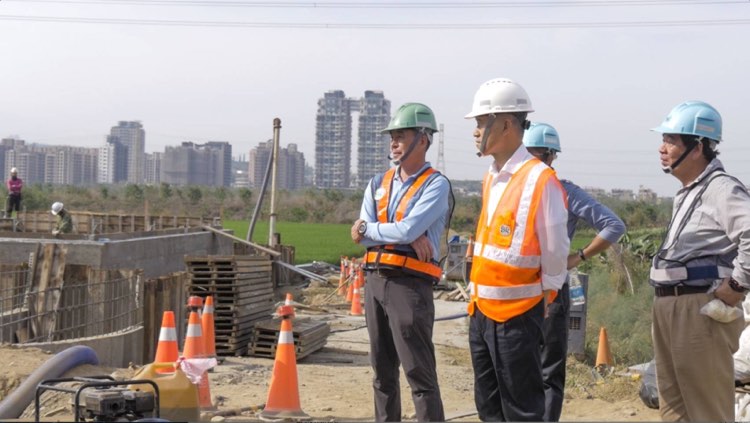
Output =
[
  {"x1": 595, "y1": 326, "x2": 613, "y2": 372},
  {"x1": 350, "y1": 268, "x2": 364, "y2": 316},
  {"x1": 154, "y1": 311, "x2": 179, "y2": 373},
  {"x1": 285, "y1": 292, "x2": 294, "y2": 306},
  {"x1": 201, "y1": 296, "x2": 216, "y2": 360},
  {"x1": 183, "y1": 311, "x2": 215, "y2": 410},
  {"x1": 259, "y1": 304, "x2": 309, "y2": 420}
]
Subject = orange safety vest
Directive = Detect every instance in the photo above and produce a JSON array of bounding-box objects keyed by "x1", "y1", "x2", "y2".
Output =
[
  {"x1": 364, "y1": 166, "x2": 443, "y2": 281},
  {"x1": 468, "y1": 158, "x2": 565, "y2": 322}
]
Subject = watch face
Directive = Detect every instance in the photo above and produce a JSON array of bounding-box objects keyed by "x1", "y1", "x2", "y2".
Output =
[{"x1": 358, "y1": 222, "x2": 367, "y2": 234}]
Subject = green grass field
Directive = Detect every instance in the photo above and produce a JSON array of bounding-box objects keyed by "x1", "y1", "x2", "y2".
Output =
[
  {"x1": 223, "y1": 220, "x2": 598, "y2": 265},
  {"x1": 223, "y1": 220, "x2": 365, "y2": 264}
]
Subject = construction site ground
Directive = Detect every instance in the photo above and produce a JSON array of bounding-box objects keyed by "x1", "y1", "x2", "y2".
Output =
[{"x1": 0, "y1": 282, "x2": 660, "y2": 422}]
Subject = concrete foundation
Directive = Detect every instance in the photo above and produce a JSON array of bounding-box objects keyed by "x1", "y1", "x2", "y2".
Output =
[{"x1": 0, "y1": 227, "x2": 234, "y2": 278}]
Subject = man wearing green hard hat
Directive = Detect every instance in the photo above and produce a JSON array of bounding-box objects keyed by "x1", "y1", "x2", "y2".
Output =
[{"x1": 351, "y1": 102, "x2": 453, "y2": 422}]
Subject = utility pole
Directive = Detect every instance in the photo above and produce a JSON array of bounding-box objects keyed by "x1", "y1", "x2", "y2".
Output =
[
  {"x1": 269, "y1": 118, "x2": 281, "y2": 247},
  {"x1": 436, "y1": 123, "x2": 446, "y2": 174}
]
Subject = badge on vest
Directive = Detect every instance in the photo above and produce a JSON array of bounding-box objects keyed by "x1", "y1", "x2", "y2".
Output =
[
  {"x1": 500, "y1": 224, "x2": 511, "y2": 237},
  {"x1": 374, "y1": 187, "x2": 386, "y2": 201},
  {"x1": 492, "y1": 211, "x2": 515, "y2": 248}
]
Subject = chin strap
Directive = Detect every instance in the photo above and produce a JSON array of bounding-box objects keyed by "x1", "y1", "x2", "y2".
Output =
[
  {"x1": 662, "y1": 137, "x2": 701, "y2": 174},
  {"x1": 475, "y1": 114, "x2": 496, "y2": 157},
  {"x1": 391, "y1": 129, "x2": 425, "y2": 165}
]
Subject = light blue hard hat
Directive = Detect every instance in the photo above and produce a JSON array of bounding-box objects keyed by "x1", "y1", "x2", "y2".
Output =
[
  {"x1": 522, "y1": 122, "x2": 561, "y2": 152},
  {"x1": 651, "y1": 101, "x2": 722, "y2": 142}
]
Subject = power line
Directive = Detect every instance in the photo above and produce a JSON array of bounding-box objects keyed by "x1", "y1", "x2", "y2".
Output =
[
  {"x1": 5, "y1": 0, "x2": 748, "y2": 7},
  {"x1": 1, "y1": 14, "x2": 749, "y2": 28}
]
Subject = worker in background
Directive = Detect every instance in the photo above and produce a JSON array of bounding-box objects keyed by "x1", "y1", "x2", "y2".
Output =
[
  {"x1": 5, "y1": 167, "x2": 23, "y2": 218},
  {"x1": 650, "y1": 101, "x2": 750, "y2": 421},
  {"x1": 351, "y1": 103, "x2": 451, "y2": 422},
  {"x1": 523, "y1": 122, "x2": 626, "y2": 421},
  {"x1": 51, "y1": 201, "x2": 73, "y2": 236},
  {"x1": 464, "y1": 78, "x2": 569, "y2": 422}
]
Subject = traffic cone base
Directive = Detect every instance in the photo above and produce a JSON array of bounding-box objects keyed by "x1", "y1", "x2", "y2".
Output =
[{"x1": 259, "y1": 317, "x2": 308, "y2": 420}]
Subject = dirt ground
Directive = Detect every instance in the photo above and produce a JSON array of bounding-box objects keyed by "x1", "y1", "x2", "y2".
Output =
[{"x1": 0, "y1": 283, "x2": 661, "y2": 422}]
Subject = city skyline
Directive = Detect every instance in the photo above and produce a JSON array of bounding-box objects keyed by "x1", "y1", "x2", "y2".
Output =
[{"x1": 3, "y1": 1, "x2": 748, "y2": 197}]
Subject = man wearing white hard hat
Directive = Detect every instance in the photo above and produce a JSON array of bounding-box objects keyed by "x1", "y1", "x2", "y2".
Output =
[
  {"x1": 464, "y1": 78, "x2": 569, "y2": 421},
  {"x1": 51, "y1": 202, "x2": 73, "y2": 236},
  {"x1": 5, "y1": 167, "x2": 23, "y2": 218}
]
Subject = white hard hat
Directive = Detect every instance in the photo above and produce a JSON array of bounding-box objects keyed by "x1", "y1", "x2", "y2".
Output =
[
  {"x1": 51, "y1": 202, "x2": 64, "y2": 215},
  {"x1": 465, "y1": 78, "x2": 535, "y2": 118},
  {"x1": 10, "y1": 167, "x2": 17, "y2": 174}
]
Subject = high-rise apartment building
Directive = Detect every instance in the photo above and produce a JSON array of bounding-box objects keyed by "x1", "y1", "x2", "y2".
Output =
[
  {"x1": 45, "y1": 146, "x2": 98, "y2": 185},
  {"x1": 314, "y1": 90, "x2": 391, "y2": 189},
  {"x1": 145, "y1": 152, "x2": 162, "y2": 185},
  {"x1": 248, "y1": 140, "x2": 306, "y2": 190},
  {"x1": 356, "y1": 90, "x2": 391, "y2": 187},
  {"x1": 110, "y1": 121, "x2": 145, "y2": 184},
  {"x1": 161, "y1": 141, "x2": 232, "y2": 187},
  {"x1": 98, "y1": 135, "x2": 128, "y2": 184}
]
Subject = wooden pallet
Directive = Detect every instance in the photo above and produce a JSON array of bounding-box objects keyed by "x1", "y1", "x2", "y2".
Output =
[
  {"x1": 249, "y1": 318, "x2": 330, "y2": 360},
  {"x1": 185, "y1": 254, "x2": 274, "y2": 356}
]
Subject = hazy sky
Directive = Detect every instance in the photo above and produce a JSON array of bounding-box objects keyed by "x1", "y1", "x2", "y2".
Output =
[{"x1": 1, "y1": 0, "x2": 749, "y2": 196}]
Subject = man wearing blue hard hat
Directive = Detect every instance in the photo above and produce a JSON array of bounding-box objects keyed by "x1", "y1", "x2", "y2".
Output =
[
  {"x1": 649, "y1": 101, "x2": 750, "y2": 421},
  {"x1": 523, "y1": 123, "x2": 626, "y2": 421}
]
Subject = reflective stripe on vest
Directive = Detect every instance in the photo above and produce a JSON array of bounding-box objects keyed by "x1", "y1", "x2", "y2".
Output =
[
  {"x1": 367, "y1": 166, "x2": 441, "y2": 280},
  {"x1": 469, "y1": 159, "x2": 558, "y2": 322},
  {"x1": 364, "y1": 251, "x2": 443, "y2": 279},
  {"x1": 376, "y1": 167, "x2": 437, "y2": 223}
]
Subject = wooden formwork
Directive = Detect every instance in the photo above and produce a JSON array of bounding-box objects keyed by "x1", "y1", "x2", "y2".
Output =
[
  {"x1": 10, "y1": 211, "x2": 218, "y2": 235},
  {"x1": 184, "y1": 255, "x2": 274, "y2": 356}
]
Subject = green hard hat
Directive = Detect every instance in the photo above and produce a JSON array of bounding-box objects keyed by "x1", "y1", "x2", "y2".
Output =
[{"x1": 381, "y1": 103, "x2": 439, "y2": 134}]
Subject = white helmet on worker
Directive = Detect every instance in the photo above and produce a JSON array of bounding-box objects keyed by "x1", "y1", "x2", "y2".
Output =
[
  {"x1": 51, "y1": 202, "x2": 64, "y2": 215},
  {"x1": 466, "y1": 78, "x2": 534, "y2": 157},
  {"x1": 10, "y1": 167, "x2": 17, "y2": 175},
  {"x1": 465, "y1": 78, "x2": 534, "y2": 118}
]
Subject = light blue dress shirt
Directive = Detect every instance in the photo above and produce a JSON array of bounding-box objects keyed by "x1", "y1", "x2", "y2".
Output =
[
  {"x1": 561, "y1": 180, "x2": 626, "y2": 243},
  {"x1": 359, "y1": 162, "x2": 450, "y2": 260}
]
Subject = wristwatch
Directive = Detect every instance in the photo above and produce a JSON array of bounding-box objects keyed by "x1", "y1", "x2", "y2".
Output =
[
  {"x1": 357, "y1": 221, "x2": 367, "y2": 236},
  {"x1": 728, "y1": 278, "x2": 749, "y2": 293}
]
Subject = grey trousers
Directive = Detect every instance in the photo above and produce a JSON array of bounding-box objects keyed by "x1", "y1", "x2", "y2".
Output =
[
  {"x1": 364, "y1": 270, "x2": 445, "y2": 422},
  {"x1": 652, "y1": 292, "x2": 743, "y2": 421}
]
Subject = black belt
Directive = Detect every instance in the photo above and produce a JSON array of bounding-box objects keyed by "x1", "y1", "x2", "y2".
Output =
[{"x1": 654, "y1": 285, "x2": 710, "y2": 297}]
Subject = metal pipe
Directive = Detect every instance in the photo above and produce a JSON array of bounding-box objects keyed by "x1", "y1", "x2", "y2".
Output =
[
  {"x1": 201, "y1": 225, "x2": 280, "y2": 257},
  {"x1": 273, "y1": 260, "x2": 328, "y2": 283},
  {"x1": 268, "y1": 118, "x2": 281, "y2": 247}
]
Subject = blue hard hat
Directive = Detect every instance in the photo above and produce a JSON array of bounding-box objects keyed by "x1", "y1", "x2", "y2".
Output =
[
  {"x1": 651, "y1": 101, "x2": 722, "y2": 142},
  {"x1": 522, "y1": 122, "x2": 561, "y2": 152}
]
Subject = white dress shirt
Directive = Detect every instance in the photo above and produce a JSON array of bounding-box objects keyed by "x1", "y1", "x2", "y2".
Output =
[{"x1": 485, "y1": 145, "x2": 570, "y2": 290}]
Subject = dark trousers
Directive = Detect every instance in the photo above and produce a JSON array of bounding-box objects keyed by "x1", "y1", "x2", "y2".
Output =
[
  {"x1": 6, "y1": 194, "x2": 20, "y2": 215},
  {"x1": 540, "y1": 282, "x2": 570, "y2": 422},
  {"x1": 364, "y1": 271, "x2": 445, "y2": 422},
  {"x1": 470, "y1": 301, "x2": 545, "y2": 422}
]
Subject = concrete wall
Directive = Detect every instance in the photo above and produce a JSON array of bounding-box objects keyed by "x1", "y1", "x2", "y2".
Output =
[
  {"x1": 26, "y1": 325, "x2": 145, "y2": 367},
  {"x1": 0, "y1": 227, "x2": 234, "y2": 278}
]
